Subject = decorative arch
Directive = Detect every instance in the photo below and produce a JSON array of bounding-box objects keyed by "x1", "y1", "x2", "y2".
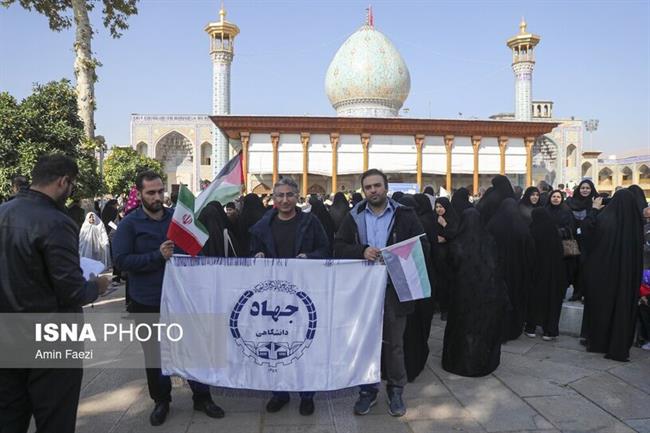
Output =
[
  {"x1": 201, "y1": 142, "x2": 212, "y2": 166},
  {"x1": 639, "y1": 164, "x2": 650, "y2": 185},
  {"x1": 136, "y1": 141, "x2": 148, "y2": 156},
  {"x1": 154, "y1": 131, "x2": 193, "y2": 167},
  {"x1": 581, "y1": 161, "x2": 593, "y2": 178},
  {"x1": 598, "y1": 167, "x2": 613, "y2": 187},
  {"x1": 621, "y1": 166, "x2": 633, "y2": 185},
  {"x1": 566, "y1": 144, "x2": 577, "y2": 168}
]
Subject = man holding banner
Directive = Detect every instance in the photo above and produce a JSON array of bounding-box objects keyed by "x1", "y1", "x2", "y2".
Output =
[
  {"x1": 249, "y1": 177, "x2": 329, "y2": 416},
  {"x1": 334, "y1": 169, "x2": 429, "y2": 417}
]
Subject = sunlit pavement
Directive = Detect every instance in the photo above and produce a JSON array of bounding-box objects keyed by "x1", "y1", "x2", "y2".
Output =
[{"x1": 33, "y1": 282, "x2": 650, "y2": 433}]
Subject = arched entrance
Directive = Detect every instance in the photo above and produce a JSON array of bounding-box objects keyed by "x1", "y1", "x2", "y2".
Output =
[
  {"x1": 532, "y1": 136, "x2": 558, "y2": 186},
  {"x1": 155, "y1": 131, "x2": 194, "y2": 191},
  {"x1": 581, "y1": 162, "x2": 593, "y2": 179}
]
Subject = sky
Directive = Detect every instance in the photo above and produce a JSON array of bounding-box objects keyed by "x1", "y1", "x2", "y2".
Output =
[{"x1": 1, "y1": 0, "x2": 649, "y2": 156}]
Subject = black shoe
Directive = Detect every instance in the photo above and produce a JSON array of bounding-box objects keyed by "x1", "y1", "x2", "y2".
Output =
[
  {"x1": 299, "y1": 398, "x2": 315, "y2": 416},
  {"x1": 149, "y1": 401, "x2": 169, "y2": 426},
  {"x1": 193, "y1": 399, "x2": 225, "y2": 418},
  {"x1": 266, "y1": 395, "x2": 290, "y2": 413},
  {"x1": 440, "y1": 312, "x2": 448, "y2": 321}
]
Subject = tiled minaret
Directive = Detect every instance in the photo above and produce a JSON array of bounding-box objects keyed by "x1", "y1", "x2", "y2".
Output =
[{"x1": 507, "y1": 18, "x2": 540, "y2": 121}]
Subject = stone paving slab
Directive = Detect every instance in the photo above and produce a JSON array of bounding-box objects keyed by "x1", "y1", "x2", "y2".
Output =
[
  {"x1": 624, "y1": 419, "x2": 650, "y2": 433},
  {"x1": 569, "y1": 372, "x2": 650, "y2": 420},
  {"x1": 525, "y1": 394, "x2": 638, "y2": 433}
]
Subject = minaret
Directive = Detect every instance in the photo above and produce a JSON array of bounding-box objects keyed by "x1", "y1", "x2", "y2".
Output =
[
  {"x1": 507, "y1": 18, "x2": 540, "y2": 121},
  {"x1": 205, "y1": 4, "x2": 239, "y2": 175}
]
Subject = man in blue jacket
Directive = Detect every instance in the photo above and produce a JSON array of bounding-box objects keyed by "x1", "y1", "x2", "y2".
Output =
[
  {"x1": 249, "y1": 177, "x2": 329, "y2": 416},
  {"x1": 112, "y1": 171, "x2": 224, "y2": 426}
]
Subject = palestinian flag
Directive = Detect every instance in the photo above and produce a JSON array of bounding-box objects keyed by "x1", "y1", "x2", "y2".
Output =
[
  {"x1": 194, "y1": 151, "x2": 244, "y2": 215},
  {"x1": 167, "y1": 184, "x2": 209, "y2": 256},
  {"x1": 381, "y1": 234, "x2": 432, "y2": 302}
]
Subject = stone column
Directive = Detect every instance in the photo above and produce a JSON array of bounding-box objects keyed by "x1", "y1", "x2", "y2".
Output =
[
  {"x1": 301, "y1": 132, "x2": 310, "y2": 197},
  {"x1": 472, "y1": 136, "x2": 482, "y2": 195},
  {"x1": 525, "y1": 136, "x2": 535, "y2": 187},
  {"x1": 498, "y1": 136, "x2": 508, "y2": 176},
  {"x1": 240, "y1": 131, "x2": 250, "y2": 194},
  {"x1": 415, "y1": 134, "x2": 425, "y2": 191},
  {"x1": 271, "y1": 132, "x2": 280, "y2": 186},
  {"x1": 330, "y1": 133, "x2": 340, "y2": 195},
  {"x1": 444, "y1": 135, "x2": 454, "y2": 191},
  {"x1": 361, "y1": 133, "x2": 371, "y2": 172}
]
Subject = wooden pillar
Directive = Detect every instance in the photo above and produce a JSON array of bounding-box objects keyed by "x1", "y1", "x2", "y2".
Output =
[
  {"x1": 525, "y1": 136, "x2": 535, "y2": 187},
  {"x1": 240, "y1": 131, "x2": 250, "y2": 194},
  {"x1": 444, "y1": 135, "x2": 454, "y2": 191},
  {"x1": 361, "y1": 133, "x2": 370, "y2": 172},
  {"x1": 498, "y1": 136, "x2": 508, "y2": 176},
  {"x1": 271, "y1": 132, "x2": 279, "y2": 186},
  {"x1": 330, "y1": 133, "x2": 339, "y2": 195},
  {"x1": 300, "y1": 132, "x2": 310, "y2": 197},
  {"x1": 415, "y1": 134, "x2": 425, "y2": 191},
  {"x1": 472, "y1": 136, "x2": 482, "y2": 195}
]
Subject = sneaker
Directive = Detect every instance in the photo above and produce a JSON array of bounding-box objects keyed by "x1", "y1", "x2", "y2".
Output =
[
  {"x1": 641, "y1": 342, "x2": 650, "y2": 351},
  {"x1": 524, "y1": 331, "x2": 536, "y2": 338},
  {"x1": 353, "y1": 391, "x2": 377, "y2": 415},
  {"x1": 299, "y1": 398, "x2": 315, "y2": 416},
  {"x1": 387, "y1": 388, "x2": 406, "y2": 417},
  {"x1": 542, "y1": 335, "x2": 556, "y2": 341},
  {"x1": 266, "y1": 395, "x2": 290, "y2": 413}
]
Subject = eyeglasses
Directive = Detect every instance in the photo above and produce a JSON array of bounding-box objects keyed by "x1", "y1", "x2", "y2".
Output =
[{"x1": 273, "y1": 192, "x2": 297, "y2": 199}]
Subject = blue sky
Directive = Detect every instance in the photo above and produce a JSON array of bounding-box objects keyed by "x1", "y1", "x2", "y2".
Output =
[{"x1": 1, "y1": 0, "x2": 648, "y2": 155}]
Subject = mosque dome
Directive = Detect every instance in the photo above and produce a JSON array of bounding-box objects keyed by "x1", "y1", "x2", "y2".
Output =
[{"x1": 325, "y1": 24, "x2": 411, "y2": 118}]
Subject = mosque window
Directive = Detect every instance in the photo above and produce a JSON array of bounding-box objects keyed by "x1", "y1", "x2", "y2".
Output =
[
  {"x1": 581, "y1": 162, "x2": 593, "y2": 178},
  {"x1": 621, "y1": 167, "x2": 633, "y2": 185},
  {"x1": 201, "y1": 142, "x2": 212, "y2": 166},
  {"x1": 598, "y1": 167, "x2": 613, "y2": 186},
  {"x1": 566, "y1": 144, "x2": 577, "y2": 168},
  {"x1": 136, "y1": 142, "x2": 148, "y2": 156},
  {"x1": 640, "y1": 165, "x2": 650, "y2": 185}
]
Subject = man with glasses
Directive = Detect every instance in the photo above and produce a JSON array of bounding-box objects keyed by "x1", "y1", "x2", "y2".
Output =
[
  {"x1": 0, "y1": 154, "x2": 109, "y2": 433},
  {"x1": 249, "y1": 177, "x2": 329, "y2": 416}
]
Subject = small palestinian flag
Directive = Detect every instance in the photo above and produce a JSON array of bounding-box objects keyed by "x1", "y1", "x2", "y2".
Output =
[
  {"x1": 194, "y1": 151, "x2": 243, "y2": 216},
  {"x1": 381, "y1": 234, "x2": 432, "y2": 302},
  {"x1": 167, "y1": 184, "x2": 209, "y2": 256}
]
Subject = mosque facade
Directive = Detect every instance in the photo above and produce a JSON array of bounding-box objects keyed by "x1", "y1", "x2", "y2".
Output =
[{"x1": 129, "y1": 7, "x2": 649, "y2": 198}]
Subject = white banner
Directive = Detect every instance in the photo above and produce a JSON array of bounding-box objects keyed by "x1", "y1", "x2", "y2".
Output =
[{"x1": 160, "y1": 257, "x2": 387, "y2": 391}]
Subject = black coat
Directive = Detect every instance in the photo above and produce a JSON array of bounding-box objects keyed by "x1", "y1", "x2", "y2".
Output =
[
  {"x1": 249, "y1": 208, "x2": 329, "y2": 259},
  {"x1": 0, "y1": 190, "x2": 98, "y2": 312},
  {"x1": 333, "y1": 198, "x2": 429, "y2": 317}
]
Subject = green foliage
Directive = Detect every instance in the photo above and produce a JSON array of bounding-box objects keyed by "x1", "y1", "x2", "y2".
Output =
[
  {"x1": 1, "y1": 0, "x2": 139, "y2": 38},
  {"x1": 104, "y1": 147, "x2": 165, "y2": 196},
  {"x1": 0, "y1": 80, "x2": 102, "y2": 199}
]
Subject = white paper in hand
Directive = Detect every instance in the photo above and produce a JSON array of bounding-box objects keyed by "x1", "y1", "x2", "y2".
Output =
[{"x1": 80, "y1": 257, "x2": 106, "y2": 280}]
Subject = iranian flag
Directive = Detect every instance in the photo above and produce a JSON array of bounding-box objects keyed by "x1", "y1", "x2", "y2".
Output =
[
  {"x1": 167, "y1": 152, "x2": 243, "y2": 256},
  {"x1": 167, "y1": 185, "x2": 209, "y2": 256}
]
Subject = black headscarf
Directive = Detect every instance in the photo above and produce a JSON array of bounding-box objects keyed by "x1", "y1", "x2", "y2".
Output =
[
  {"x1": 476, "y1": 175, "x2": 515, "y2": 224},
  {"x1": 238, "y1": 193, "x2": 267, "y2": 256},
  {"x1": 392, "y1": 191, "x2": 405, "y2": 201},
  {"x1": 545, "y1": 189, "x2": 575, "y2": 237},
  {"x1": 397, "y1": 194, "x2": 417, "y2": 210},
  {"x1": 413, "y1": 193, "x2": 437, "y2": 252},
  {"x1": 101, "y1": 199, "x2": 119, "y2": 233},
  {"x1": 423, "y1": 186, "x2": 435, "y2": 196},
  {"x1": 309, "y1": 195, "x2": 335, "y2": 252},
  {"x1": 351, "y1": 192, "x2": 363, "y2": 207},
  {"x1": 329, "y1": 192, "x2": 350, "y2": 232},
  {"x1": 435, "y1": 197, "x2": 458, "y2": 227},
  {"x1": 451, "y1": 187, "x2": 473, "y2": 216},
  {"x1": 198, "y1": 201, "x2": 240, "y2": 257},
  {"x1": 567, "y1": 179, "x2": 598, "y2": 212},
  {"x1": 583, "y1": 189, "x2": 643, "y2": 361},
  {"x1": 519, "y1": 186, "x2": 541, "y2": 225},
  {"x1": 628, "y1": 184, "x2": 648, "y2": 216}
]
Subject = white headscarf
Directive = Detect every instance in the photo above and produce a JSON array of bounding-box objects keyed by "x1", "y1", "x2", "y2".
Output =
[{"x1": 79, "y1": 212, "x2": 111, "y2": 270}]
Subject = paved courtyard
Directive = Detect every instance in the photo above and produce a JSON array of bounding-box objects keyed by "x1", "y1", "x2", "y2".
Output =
[{"x1": 61, "y1": 284, "x2": 650, "y2": 433}]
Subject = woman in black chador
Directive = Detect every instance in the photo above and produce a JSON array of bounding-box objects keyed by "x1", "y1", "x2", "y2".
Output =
[
  {"x1": 238, "y1": 193, "x2": 267, "y2": 256},
  {"x1": 433, "y1": 197, "x2": 458, "y2": 320},
  {"x1": 442, "y1": 208, "x2": 508, "y2": 376},
  {"x1": 451, "y1": 187, "x2": 473, "y2": 216},
  {"x1": 518, "y1": 186, "x2": 541, "y2": 225},
  {"x1": 199, "y1": 201, "x2": 240, "y2": 257},
  {"x1": 329, "y1": 192, "x2": 350, "y2": 233},
  {"x1": 476, "y1": 175, "x2": 515, "y2": 225},
  {"x1": 487, "y1": 198, "x2": 535, "y2": 342},
  {"x1": 524, "y1": 207, "x2": 566, "y2": 340},
  {"x1": 583, "y1": 189, "x2": 643, "y2": 361},
  {"x1": 402, "y1": 193, "x2": 437, "y2": 382}
]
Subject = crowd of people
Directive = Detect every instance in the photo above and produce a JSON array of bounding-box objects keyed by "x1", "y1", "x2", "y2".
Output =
[{"x1": 1, "y1": 154, "x2": 648, "y2": 433}]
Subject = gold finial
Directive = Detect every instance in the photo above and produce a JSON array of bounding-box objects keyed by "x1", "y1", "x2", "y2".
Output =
[
  {"x1": 220, "y1": 1, "x2": 226, "y2": 22},
  {"x1": 519, "y1": 17, "x2": 527, "y2": 33}
]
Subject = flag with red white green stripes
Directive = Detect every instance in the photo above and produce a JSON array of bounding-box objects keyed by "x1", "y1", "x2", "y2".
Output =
[{"x1": 167, "y1": 184, "x2": 209, "y2": 256}]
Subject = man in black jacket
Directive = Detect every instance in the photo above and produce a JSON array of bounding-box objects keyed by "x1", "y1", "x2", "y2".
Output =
[
  {"x1": 0, "y1": 154, "x2": 109, "y2": 433},
  {"x1": 249, "y1": 177, "x2": 329, "y2": 416},
  {"x1": 334, "y1": 169, "x2": 428, "y2": 418}
]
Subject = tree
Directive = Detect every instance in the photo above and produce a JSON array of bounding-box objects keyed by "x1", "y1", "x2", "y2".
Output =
[
  {"x1": 0, "y1": 80, "x2": 102, "y2": 199},
  {"x1": 2, "y1": 0, "x2": 138, "y2": 142},
  {"x1": 103, "y1": 147, "x2": 165, "y2": 196}
]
